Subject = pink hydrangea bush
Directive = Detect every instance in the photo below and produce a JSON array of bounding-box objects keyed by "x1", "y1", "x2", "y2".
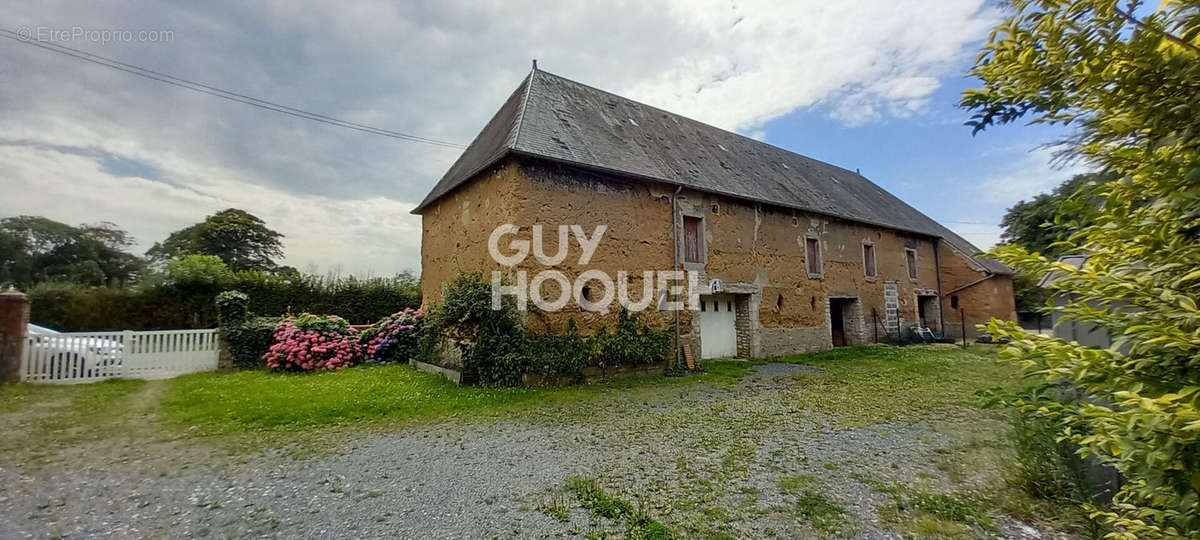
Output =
[
  {"x1": 360, "y1": 308, "x2": 424, "y2": 364},
  {"x1": 263, "y1": 313, "x2": 362, "y2": 371}
]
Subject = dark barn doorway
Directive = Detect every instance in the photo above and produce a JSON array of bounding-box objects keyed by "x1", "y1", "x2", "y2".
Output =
[{"x1": 830, "y1": 297, "x2": 850, "y2": 347}]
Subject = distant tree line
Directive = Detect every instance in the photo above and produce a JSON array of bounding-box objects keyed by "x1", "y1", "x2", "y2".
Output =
[
  {"x1": 0, "y1": 208, "x2": 290, "y2": 289},
  {"x1": 0, "y1": 208, "x2": 420, "y2": 330}
]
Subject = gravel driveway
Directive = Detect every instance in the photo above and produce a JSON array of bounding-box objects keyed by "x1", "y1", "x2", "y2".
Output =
[{"x1": 0, "y1": 363, "x2": 1060, "y2": 539}]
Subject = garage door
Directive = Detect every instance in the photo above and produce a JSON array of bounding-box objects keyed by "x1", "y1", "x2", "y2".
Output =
[{"x1": 699, "y1": 294, "x2": 737, "y2": 359}]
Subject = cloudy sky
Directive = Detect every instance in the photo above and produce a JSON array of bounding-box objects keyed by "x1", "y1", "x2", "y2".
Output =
[{"x1": 1, "y1": 1, "x2": 1091, "y2": 276}]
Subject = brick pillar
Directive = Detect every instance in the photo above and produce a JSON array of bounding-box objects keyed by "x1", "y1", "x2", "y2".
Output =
[{"x1": 0, "y1": 292, "x2": 30, "y2": 382}]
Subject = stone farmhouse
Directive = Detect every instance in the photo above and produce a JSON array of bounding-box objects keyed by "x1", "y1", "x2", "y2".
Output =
[{"x1": 414, "y1": 66, "x2": 1016, "y2": 359}]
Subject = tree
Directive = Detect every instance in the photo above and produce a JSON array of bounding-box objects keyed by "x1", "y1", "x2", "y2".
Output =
[
  {"x1": 0, "y1": 216, "x2": 145, "y2": 287},
  {"x1": 166, "y1": 254, "x2": 233, "y2": 289},
  {"x1": 963, "y1": 1, "x2": 1200, "y2": 538},
  {"x1": 999, "y1": 172, "x2": 1113, "y2": 310},
  {"x1": 999, "y1": 172, "x2": 1112, "y2": 258},
  {"x1": 147, "y1": 209, "x2": 284, "y2": 272}
]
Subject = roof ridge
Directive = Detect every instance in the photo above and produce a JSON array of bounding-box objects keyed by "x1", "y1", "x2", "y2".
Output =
[
  {"x1": 510, "y1": 65, "x2": 536, "y2": 150},
  {"x1": 532, "y1": 68, "x2": 868, "y2": 179}
]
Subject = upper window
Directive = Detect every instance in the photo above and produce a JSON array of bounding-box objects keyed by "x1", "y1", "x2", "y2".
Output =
[
  {"x1": 805, "y1": 236, "x2": 822, "y2": 277},
  {"x1": 683, "y1": 216, "x2": 703, "y2": 263},
  {"x1": 905, "y1": 248, "x2": 918, "y2": 280},
  {"x1": 863, "y1": 243, "x2": 877, "y2": 278}
]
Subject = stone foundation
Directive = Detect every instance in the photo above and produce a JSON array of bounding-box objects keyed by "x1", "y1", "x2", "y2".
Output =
[{"x1": 758, "y1": 326, "x2": 833, "y2": 357}]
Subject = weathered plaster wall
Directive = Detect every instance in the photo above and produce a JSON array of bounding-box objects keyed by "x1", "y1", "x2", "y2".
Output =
[
  {"x1": 420, "y1": 157, "x2": 1016, "y2": 356},
  {"x1": 419, "y1": 159, "x2": 528, "y2": 307},
  {"x1": 687, "y1": 192, "x2": 941, "y2": 354},
  {"x1": 506, "y1": 158, "x2": 682, "y2": 336}
]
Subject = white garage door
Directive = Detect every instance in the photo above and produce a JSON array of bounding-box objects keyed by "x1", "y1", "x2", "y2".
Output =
[{"x1": 699, "y1": 294, "x2": 737, "y2": 359}]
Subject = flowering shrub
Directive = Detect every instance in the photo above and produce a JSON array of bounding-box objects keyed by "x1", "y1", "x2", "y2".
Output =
[
  {"x1": 360, "y1": 308, "x2": 424, "y2": 364},
  {"x1": 263, "y1": 313, "x2": 362, "y2": 371}
]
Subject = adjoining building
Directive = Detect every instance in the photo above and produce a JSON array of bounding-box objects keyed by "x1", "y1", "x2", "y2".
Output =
[
  {"x1": 414, "y1": 66, "x2": 1015, "y2": 359},
  {"x1": 1039, "y1": 254, "x2": 1113, "y2": 348}
]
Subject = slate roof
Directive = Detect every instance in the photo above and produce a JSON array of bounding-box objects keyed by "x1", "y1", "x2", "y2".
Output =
[{"x1": 414, "y1": 68, "x2": 1012, "y2": 275}]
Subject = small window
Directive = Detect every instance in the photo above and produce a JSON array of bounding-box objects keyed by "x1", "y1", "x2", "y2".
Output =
[
  {"x1": 700, "y1": 300, "x2": 707, "y2": 312},
  {"x1": 711, "y1": 202, "x2": 720, "y2": 214},
  {"x1": 863, "y1": 243, "x2": 877, "y2": 278},
  {"x1": 950, "y1": 295, "x2": 959, "y2": 309},
  {"x1": 683, "y1": 216, "x2": 703, "y2": 263},
  {"x1": 727, "y1": 300, "x2": 732, "y2": 312},
  {"x1": 905, "y1": 248, "x2": 918, "y2": 280},
  {"x1": 805, "y1": 237, "x2": 822, "y2": 277}
]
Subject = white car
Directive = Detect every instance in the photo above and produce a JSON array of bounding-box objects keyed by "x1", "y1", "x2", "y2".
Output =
[{"x1": 27, "y1": 324, "x2": 124, "y2": 378}]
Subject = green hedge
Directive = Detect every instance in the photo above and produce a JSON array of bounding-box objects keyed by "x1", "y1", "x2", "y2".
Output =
[
  {"x1": 215, "y1": 291, "x2": 278, "y2": 369},
  {"x1": 28, "y1": 273, "x2": 420, "y2": 331}
]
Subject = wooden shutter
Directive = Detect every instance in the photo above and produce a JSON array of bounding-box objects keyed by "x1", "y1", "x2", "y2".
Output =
[
  {"x1": 906, "y1": 249, "x2": 918, "y2": 279},
  {"x1": 805, "y1": 237, "x2": 821, "y2": 275},
  {"x1": 863, "y1": 244, "x2": 876, "y2": 277},
  {"x1": 683, "y1": 216, "x2": 701, "y2": 263}
]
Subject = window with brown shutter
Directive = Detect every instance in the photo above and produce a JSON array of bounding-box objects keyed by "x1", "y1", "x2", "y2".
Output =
[
  {"x1": 863, "y1": 243, "x2": 876, "y2": 278},
  {"x1": 906, "y1": 248, "x2": 918, "y2": 280},
  {"x1": 683, "y1": 216, "x2": 702, "y2": 263},
  {"x1": 805, "y1": 236, "x2": 822, "y2": 277}
]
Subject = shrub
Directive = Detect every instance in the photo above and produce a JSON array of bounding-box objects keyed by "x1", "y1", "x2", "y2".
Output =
[
  {"x1": 215, "y1": 291, "x2": 278, "y2": 369},
  {"x1": 263, "y1": 313, "x2": 362, "y2": 371},
  {"x1": 524, "y1": 321, "x2": 590, "y2": 377},
  {"x1": 422, "y1": 273, "x2": 673, "y2": 386},
  {"x1": 591, "y1": 309, "x2": 673, "y2": 368},
  {"x1": 1007, "y1": 393, "x2": 1093, "y2": 503},
  {"x1": 360, "y1": 308, "x2": 424, "y2": 364},
  {"x1": 215, "y1": 291, "x2": 250, "y2": 325},
  {"x1": 222, "y1": 316, "x2": 278, "y2": 369},
  {"x1": 417, "y1": 273, "x2": 529, "y2": 385}
]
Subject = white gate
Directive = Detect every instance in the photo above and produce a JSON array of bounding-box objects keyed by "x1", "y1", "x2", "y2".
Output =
[{"x1": 20, "y1": 329, "x2": 220, "y2": 384}]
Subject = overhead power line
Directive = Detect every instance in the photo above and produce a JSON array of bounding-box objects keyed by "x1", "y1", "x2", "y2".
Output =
[{"x1": 0, "y1": 28, "x2": 467, "y2": 149}]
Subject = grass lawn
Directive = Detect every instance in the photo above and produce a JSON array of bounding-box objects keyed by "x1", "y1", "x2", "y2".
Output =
[
  {"x1": 774, "y1": 344, "x2": 1027, "y2": 426},
  {"x1": 160, "y1": 344, "x2": 1022, "y2": 434},
  {"x1": 1, "y1": 345, "x2": 1021, "y2": 438},
  {"x1": 161, "y1": 357, "x2": 752, "y2": 434}
]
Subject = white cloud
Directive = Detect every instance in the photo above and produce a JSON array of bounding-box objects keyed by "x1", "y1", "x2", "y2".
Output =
[
  {"x1": 941, "y1": 147, "x2": 1095, "y2": 249},
  {"x1": 0, "y1": 145, "x2": 422, "y2": 275},
  {"x1": 0, "y1": 0, "x2": 1000, "y2": 274},
  {"x1": 977, "y1": 147, "x2": 1093, "y2": 209}
]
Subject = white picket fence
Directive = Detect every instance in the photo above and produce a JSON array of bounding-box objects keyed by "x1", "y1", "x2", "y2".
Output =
[{"x1": 20, "y1": 329, "x2": 220, "y2": 384}]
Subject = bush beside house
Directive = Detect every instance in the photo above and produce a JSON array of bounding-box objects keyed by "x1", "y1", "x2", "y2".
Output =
[{"x1": 419, "y1": 273, "x2": 673, "y2": 386}]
